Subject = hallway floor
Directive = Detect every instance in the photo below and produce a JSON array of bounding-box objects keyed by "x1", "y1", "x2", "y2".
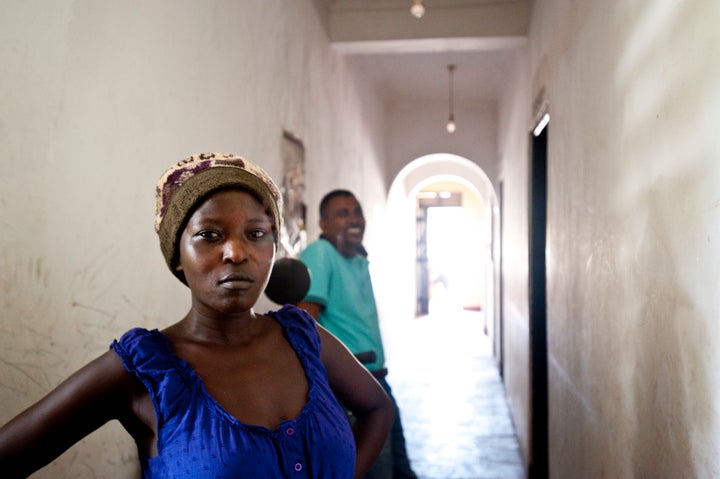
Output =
[{"x1": 384, "y1": 309, "x2": 525, "y2": 479}]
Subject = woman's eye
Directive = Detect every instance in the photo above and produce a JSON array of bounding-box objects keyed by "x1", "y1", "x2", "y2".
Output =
[
  {"x1": 196, "y1": 230, "x2": 220, "y2": 240},
  {"x1": 249, "y1": 229, "x2": 269, "y2": 240}
]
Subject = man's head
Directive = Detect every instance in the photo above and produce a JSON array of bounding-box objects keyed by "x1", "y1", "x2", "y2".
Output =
[{"x1": 319, "y1": 189, "x2": 365, "y2": 257}]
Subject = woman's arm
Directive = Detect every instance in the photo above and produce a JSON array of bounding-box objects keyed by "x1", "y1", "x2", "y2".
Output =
[
  {"x1": 318, "y1": 324, "x2": 394, "y2": 479},
  {"x1": 0, "y1": 349, "x2": 150, "y2": 478},
  {"x1": 296, "y1": 300, "x2": 322, "y2": 320}
]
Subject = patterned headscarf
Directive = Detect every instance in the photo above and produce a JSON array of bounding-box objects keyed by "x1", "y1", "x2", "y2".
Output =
[{"x1": 155, "y1": 152, "x2": 282, "y2": 285}]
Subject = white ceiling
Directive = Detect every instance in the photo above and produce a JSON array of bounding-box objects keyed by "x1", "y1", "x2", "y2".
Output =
[{"x1": 320, "y1": 0, "x2": 530, "y2": 103}]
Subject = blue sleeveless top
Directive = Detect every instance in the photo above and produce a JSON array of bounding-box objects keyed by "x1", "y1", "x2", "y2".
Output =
[{"x1": 111, "y1": 305, "x2": 355, "y2": 478}]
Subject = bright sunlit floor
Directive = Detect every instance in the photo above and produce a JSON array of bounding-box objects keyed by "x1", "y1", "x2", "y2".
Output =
[{"x1": 384, "y1": 309, "x2": 524, "y2": 479}]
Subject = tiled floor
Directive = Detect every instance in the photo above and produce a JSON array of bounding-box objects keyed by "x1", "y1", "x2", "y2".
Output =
[{"x1": 384, "y1": 309, "x2": 525, "y2": 479}]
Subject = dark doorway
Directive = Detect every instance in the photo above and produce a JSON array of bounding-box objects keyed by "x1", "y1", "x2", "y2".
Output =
[
  {"x1": 529, "y1": 120, "x2": 549, "y2": 479},
  {"x1": 497, "y1": 181, "x2": 505, "y2": 378},
  {"x1": 416, "y1": 205, "x2": 429, "y2": 316}
]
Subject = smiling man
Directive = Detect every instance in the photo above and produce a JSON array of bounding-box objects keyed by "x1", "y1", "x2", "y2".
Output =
[{"x1": 298, "y1": 190, "x2": 417, "y2": 479}]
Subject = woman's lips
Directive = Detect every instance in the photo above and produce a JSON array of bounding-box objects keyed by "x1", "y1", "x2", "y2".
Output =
[{"x1": 218, "y1": 274, "x2": 254, "y2": 288}]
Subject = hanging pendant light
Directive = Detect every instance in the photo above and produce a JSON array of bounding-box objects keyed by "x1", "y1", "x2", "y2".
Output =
[
  {"x1": 410, "y1": 0, "x2": 426, "y2": 19},
  {"x1": 446, "y1": 64, "x2": 456, "y2": 133}
]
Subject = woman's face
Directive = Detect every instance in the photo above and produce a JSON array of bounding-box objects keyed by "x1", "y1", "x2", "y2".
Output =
[{"x1": 177, "y1": 189, "x2": 276, "y2": 315}]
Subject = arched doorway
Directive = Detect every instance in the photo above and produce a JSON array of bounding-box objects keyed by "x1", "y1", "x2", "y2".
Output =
[
  {"x1": 376, "y1": 154, "x2": 521, "y2": 477},
  {"x1": 376, "y1": 153, "x2": 500, "y2": 357}
]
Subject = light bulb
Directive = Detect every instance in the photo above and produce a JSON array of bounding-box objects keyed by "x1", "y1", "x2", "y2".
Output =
[
  {"x1": 445, "y1": 64, "x2": 456, "y2": 133},
  {"x1": 410, "y1": 1, "x2": 425, "y2": 18},
  {"x1": 446, "y1": 117, "x2": 456, "y2": 133}
]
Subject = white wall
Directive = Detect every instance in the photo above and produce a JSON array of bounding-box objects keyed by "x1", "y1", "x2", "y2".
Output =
[
  {"x1": 496, "y1": 46, "x2": 532, "y2": 465},
  {"x1": 499, "y1": 0, "x2": 720, "y2": 475},
  {"x1": 385, "y1": 99, "x2": 498, "y2": 188},
  {"x1": 0, "y1": 1, "x2": 386, "y2": 477}
]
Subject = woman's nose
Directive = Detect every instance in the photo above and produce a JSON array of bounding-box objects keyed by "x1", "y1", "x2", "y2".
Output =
[{"x1": 222, "y1": 237, "x2": 247, "y2": 263}]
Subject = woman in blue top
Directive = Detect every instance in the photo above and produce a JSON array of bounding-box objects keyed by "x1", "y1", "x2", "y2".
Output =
[{"x1": 0, "y1": 153, "x2": 394, "y2": 478}]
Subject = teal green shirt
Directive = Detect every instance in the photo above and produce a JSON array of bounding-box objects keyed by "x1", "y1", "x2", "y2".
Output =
[{"x1": 299, "y1": 238, "x2": 386, "y2": 371}]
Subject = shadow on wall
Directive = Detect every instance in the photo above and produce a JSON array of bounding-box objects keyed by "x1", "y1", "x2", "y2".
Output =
[
  {"x1": 616, "y1": 1, "x2": 716, "y2": 475},
  {"x1": 629, "y1": 176, "x2": 709, "y2": 478}
]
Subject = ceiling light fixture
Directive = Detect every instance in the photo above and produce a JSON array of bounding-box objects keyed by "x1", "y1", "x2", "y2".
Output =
[
  {"x1": 446, "y1": 64, "x2": 456, "y2": 133},
  {"x1": 410, "y1": 0, "x2": 426, "y2": 19}
]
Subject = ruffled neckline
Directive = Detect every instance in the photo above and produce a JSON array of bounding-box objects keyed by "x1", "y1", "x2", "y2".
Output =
[{"x1": 146, "y1": 306, "x2": 320, "y2": 435}]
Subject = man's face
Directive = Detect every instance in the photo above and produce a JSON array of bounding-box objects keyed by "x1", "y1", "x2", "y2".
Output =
[{"x1": 320, "y1": 194, "x2": 365, "y2": 256}]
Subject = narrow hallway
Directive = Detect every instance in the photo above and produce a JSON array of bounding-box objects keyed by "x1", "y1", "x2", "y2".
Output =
[{"x1": 385, "y1": 310, "x2": 524, "y2": 479}]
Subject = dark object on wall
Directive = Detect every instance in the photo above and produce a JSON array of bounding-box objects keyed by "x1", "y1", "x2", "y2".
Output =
[
  {"x1": 265, "y1": 257, "x2": 311, "y2": 305},
  {"x1": 279, "y1": 131, "x2": 307, "y2": 257}
]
